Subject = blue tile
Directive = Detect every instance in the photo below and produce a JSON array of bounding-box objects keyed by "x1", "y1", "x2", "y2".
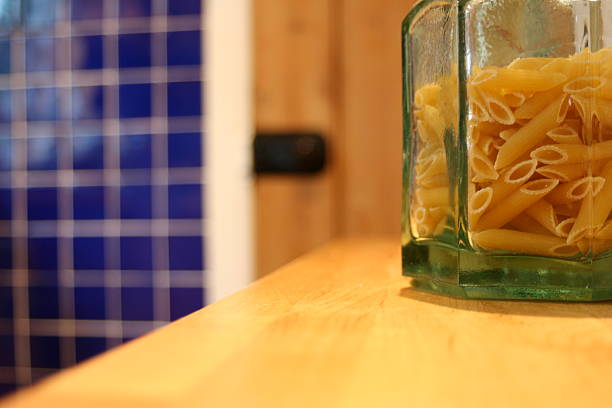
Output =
[
  {"x1": 119, "y1": 33, "x2": 151, "y2": 68},
  {"x1": 24, "y1": 0, "x2": 59, "y2": 30},
  {"x1": 120, "y1": 237, "x2": 153, "y2": 270},
  {"x1": 73, "y1": 237, "x2": 105, "y2": 270},
  {"x1": 72, "y1": 86, "x2": 104, "y2": 120},
  {"x1": 167, "y1": 82, "x2": 201, "y2": 117},
  {"x1": 0, "y1": 287, "x2": 13, "y2": 319},
  {"x1": 27, "y1": 188, "x2": 58, "y2": 220},
  {"x1": 170, "y1": 287, "x2": 203, "y2": 320},
  {"x1": 28, "y1": 287, "x2": 59, "y2": 319},
  {"x1": 72, "y1": 35, "x2": 104, "y2": 70},
  {"x1": 0, "y1": 335, "x2": 14, "y2": 366},
  {"x1": 0, "y1": 139, "x2": 11, "y2": 170},
  {"x1": 121, "y1": 287, "x2": 153, "y2": 321},
  {"x1": 121, "y1": 185, "x2": 152, "y2": 219},
  {"x1": 28, "y1": 238, "x2": 58, "y2": 270},
  {"x1": 73, "y1": 136, "x2": 104, "y2": 170},
  {"x1": 71, "y1": 0, "x2": 104, "y2": 20},
  {"x1": 120, "y1": 0, "x2": 151, "y2": 17},
  {"x1": 73, "y1": 187, "x2": 105, "y2": 220},
  {"x1": 27, "y1": 88, "x2": 58, "y2": 121},
  {"x1": 119, "y1": 84, "x2": 151, "y2": 118},
  {"x1": 168, "y1": 132, "x2": 201, "y2": 167},
  {"x1": 30, "y1": 336, "x2": 60, "y2": 369},
  {"x1": 28, "y1": 137, "x2": 58, "y2": 171},
  {"x1": 0, "y1": 189, "x2": 11, "y2": 220},
  {"x1": 120, "y1": 134, "x2": 151, "y2": 169},
  {"x1": 0, "y1": 238, "x2": 12, "y2": 269},
  {"x1": 26, "y1": 38, "x2": 55, "y2": 72},
  {"x1": 167, "y1": 31, "x2": 201, "y2": 66},
  {"x1": 75, "y1": 337, "x2": 107, "y2": 363},
  {"x1": 168, "y1": 0, "x2": 201, "y2": 15},
  {"x1": 0, "y1": 90, "x2": 11, "y2": 123},
  {"x1": 169, "y1": 236, "x2": 203, "y2": 270},
  {"x1": 0, "y1": 39, "x2": 10, "y2": 74},
  {"x1": 168, "y1": 184, "x2": 201, "y2": 219},
  {"x1": 74, "y1": 287, "x2": 106, "y2": 320}
]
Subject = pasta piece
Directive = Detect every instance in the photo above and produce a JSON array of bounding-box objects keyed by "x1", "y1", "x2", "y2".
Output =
[
  {"x1": 414, "y1": 83, "x2": 441, "y2": 108},
  {"x1": 536, "y1": 163, "x2": 588, "y2": 182},
  {"x1": 555, "y1": 218, "x2": 576, "y2": 238},
  {"x1": 488, "y1": 159, "x2": 538, "y2": 207},
  {"x1": 595, "y1": 220, "x2": 612, "y2": 240},
  {"x1": 421, "y1": 105, "x2": 446, "y2": 143},
  {"x1": 508, "y1": 57, "x2": 555, "y2": 70},
  {"x1": 530, "y1": 144, "x2": 589, "y2": 165},
  {"x1": 563, "y1": 76, "x2": 606, "y2": 94},
  {"x1": 546, "y1": 176, "x2": 605, "y2": 205},
  {"x1": 415, "y1": 187, "x2": 449, "y2": 208},
  {"x1": 502, "y1": 92, "x2": 527, "y2": 108},
  {"x1": 419, "y1": 174, "x2": 449, "y2": 188},
  {"x1": 507, "y1": 213, "x2": 552, "y2": 235},
  {"x1": 568, "y1": 161, "x2": 612, "y2": 243},
  {"x1": 555, "y1": 203, "x2": 580, "y2": 218},
  {"x1": 524, "y1": 200, "x2": 558, "y2": 235},
  {"x1": 477, "y1": 179, "x2": 559, "y2": 230},
  {"x1": 415, "y1": 150, "x2": 446, "y2": 181},
  {"x1": 469, "y1": 187, "x2": 493, "y2": 228},
  {"x1": 546, "y1": 126, "x2": 582, "y2": 144},
  {"x1": 495, "y1": 94, "x2": 567, "y2": 169},
  {"x1": 592, "y1": 239, "x2": 612, "y2": 254},
  {"x1": 541, "y1": 59, "x2": 589, "y2": 79},
  {"x1": 479, "y1": 90, "x2": 516, "y2": 125},
  {"x1": 469, "y1": 145, "x2": 499, "y2": 180},
  {"x1": 514, "y1": 86, "x2": 563, "y2": 120},
  {"x1": 593, "y1": 98, "x2": 612, "y2": 128},
  {"x1": 499, "y1": 128, "x2": 518, "y2": 141},
  {"x1": 471, "y1": 68, "x2": 567, "y2": 93},
  {"x1": 473, "y1": 229, "x2": 579, "y2": 257},
  {"x1": 416, "y1": 120, "x2": 439, "y2": 145}
]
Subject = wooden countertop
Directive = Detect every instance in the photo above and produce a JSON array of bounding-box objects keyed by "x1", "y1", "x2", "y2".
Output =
[{"x1": 3, "y1": 238, "x2": 612, "y2": 407}]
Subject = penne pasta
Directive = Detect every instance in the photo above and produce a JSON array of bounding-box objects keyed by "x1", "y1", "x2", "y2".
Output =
[
  {"x1": 477, "y1": 179, "x2": 559, "y2": 230},
  {"x1": 555, "y1": 217, "x2": 576, "y2": 238},
  {"x1": 545, "y1": 176, "x2": 605, "y2": 205},
  {"x1": 530, "y1": 144, "x2": 589, "y2": 165},
  {"x1": 415, "y1": 187, "x2": 449, "y2": 208},
  {"x1": 507, "y1": 213, "x2": 553, "y2": 235},
  {"x1": 469, "y1": 187, "x2": 493, "y2": 228},
  {"x1": 536, "y1": 163, "x2": 588, "y2": 182},
  {"x1": 546, "y1": 126, "x2": 582, "y2": 144},
  {"x1": 495, "y1": 94, "x2": 567, "y2": 169},
  {"x1": 473, "y1": 229, "x2": 579, "y2": 257},
  {"x1": 568, "y1": 161, "x2": 612, "y2": 243},
  {"x1": 524, "y1": 199, "x2": 558, "y2": 235},
  {"x1": 472, "y1": 68, "x2": 567, "y2": 93},
  {"x1": 514, "y1": 86, "x2": 564, "y2": 120},
  {"x1": 595, "y1": 220, "x2": 612, "y2": 240},
  {"x1": 469, "y1": 145, "x2": 499, "y2": 180},
  {"x1": 414, "y1": 83, "x2": 441, "y2": 108}
]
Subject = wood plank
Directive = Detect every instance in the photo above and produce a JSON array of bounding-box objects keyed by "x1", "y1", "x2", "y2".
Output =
[
  {"x1": 4, "y1": 238, "x2": 612, "y2": 407},
  {"x1": 254, "y1": 0, "x2": 340, "y2": 276},
  {"x1": 339, "y1": 0, "x2": 416, "y2": 235}
]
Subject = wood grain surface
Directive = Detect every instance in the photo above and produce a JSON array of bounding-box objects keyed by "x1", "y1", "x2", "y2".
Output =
[{"x1": 3, "y1": 238, "x2": 612, "y2": 407}]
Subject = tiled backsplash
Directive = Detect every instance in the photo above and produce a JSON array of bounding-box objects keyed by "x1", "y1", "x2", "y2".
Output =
[{"x1": 0, "y1": 0, "x2": 206, "y2": 395}]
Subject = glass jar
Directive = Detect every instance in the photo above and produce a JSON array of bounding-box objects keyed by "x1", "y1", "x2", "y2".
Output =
[{"x1": 402, "y1": 0, "x2": 612, "y2": 300}]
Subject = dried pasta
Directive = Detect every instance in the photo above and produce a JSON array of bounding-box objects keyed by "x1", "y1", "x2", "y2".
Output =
[{"x1": 411, "y1": 47, "x2": 612, "y2": 258}]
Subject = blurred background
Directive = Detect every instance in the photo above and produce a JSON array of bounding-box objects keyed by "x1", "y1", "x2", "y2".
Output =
[{"x1": 0, "y1": 0, "x2": 414, "y2": 397}]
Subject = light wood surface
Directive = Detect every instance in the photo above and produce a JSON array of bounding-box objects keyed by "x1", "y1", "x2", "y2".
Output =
[{"x1": 3, "y1": 238, "x2": 612, "y2": 407}]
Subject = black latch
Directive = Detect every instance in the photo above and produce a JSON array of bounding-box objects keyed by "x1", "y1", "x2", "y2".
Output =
[{"x1": 254, "y1": 132, "x2": 326, "y2": 174}]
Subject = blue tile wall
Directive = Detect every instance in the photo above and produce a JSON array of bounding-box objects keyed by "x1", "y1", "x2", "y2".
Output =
[{"x1": 0, "y1": 0, "x2": 206, "y2": 395}]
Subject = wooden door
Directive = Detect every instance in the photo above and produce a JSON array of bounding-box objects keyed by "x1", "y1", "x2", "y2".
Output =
[{"x1": 254, "y1": 0, "x2": 417, "y2": 276}]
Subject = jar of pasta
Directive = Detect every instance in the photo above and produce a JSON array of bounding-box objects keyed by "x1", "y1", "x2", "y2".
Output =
[{"x1": 402, "y1": 0, "x2": 612, "y2": 300}]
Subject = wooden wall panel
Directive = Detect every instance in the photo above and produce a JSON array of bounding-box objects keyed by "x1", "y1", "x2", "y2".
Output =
[
  {"x1": 254, "y1": 0, "x2": 340, "y2": 276},
  {"x1": 339, "y1": 0, "x2": 416, "y2": 236}
]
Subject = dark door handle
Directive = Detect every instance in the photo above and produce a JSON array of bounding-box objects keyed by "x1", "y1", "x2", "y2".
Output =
[{"x1": 254, "y1": 132, "x2": 326, "y2": 174}]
